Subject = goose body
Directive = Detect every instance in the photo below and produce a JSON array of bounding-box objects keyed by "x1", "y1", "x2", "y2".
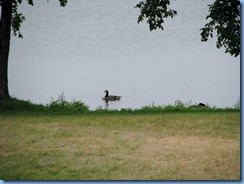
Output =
[{"x1": 102, "y1": 90, "x2": 121, "y2": 101}]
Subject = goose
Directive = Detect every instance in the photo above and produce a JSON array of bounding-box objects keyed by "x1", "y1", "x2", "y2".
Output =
[{"x1": 102, "y1": 90, "x2": 121, "y2": 101}]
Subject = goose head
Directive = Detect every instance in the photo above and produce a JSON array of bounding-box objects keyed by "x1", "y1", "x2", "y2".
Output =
[{"x1": 104, "y1": 90, "x2": 109, "y2": 97}]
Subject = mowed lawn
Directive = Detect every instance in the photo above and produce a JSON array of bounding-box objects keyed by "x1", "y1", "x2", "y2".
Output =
[{"x1": 0, "y1": 112, "x2": 240, "y2": 180}]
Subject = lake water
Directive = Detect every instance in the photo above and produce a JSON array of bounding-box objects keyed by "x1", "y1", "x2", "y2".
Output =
[{"x1": 8, "y1": 0, "x2": 240, "y2": 110}]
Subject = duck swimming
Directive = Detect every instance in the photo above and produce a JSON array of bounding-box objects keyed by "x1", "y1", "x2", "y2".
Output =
[{"x1": 102, "y1": 90, "x2": 121, "y2": 101}]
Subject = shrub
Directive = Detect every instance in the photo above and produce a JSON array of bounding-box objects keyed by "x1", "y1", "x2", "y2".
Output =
[{"x1": 48, "y1": 93, "x2": 89, "y2": 112}]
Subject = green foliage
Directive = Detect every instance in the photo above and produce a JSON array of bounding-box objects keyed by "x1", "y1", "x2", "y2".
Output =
[
  {"x1": 7, "y1": 0, "x2": 68, "y2": 38},
  {"x1": 0, "y1": 94, "x2": 89, "y2": 113},
  {"x1": 0, "y1": 95, "x2": 240, "y2": 114},
  {"x1": 59, "y1": 0, "x2": 68, "y2": 7},
  {"x1": 135, "y1": 0, "x2": 177, "y2": 31},
  {"x1": 200, "y1": 0, "x2": 240, "y2": 57},
  {"x1": 135, "y1": 0, "x2": 240, "y2": 57},
  {"x1": 11, "y1": 0, "x2": 35, "y2": 38},
  {"x1": 93, "y1": 103, "x2": 239, "y2": 115},
  {"x1": 11, "y1": 1, "x2": 29, "y2": 38},
  {"x1": 0, "y1": 97, "x2": 46, "y2": 112},
  {"x1": 48, "y1": 93, "x2": 89, "y2": 112}
]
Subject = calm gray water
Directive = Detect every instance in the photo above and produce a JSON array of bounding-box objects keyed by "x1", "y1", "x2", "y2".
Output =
[{"x1": 9, "y1": 0, "x2": 240, "y2": 110}]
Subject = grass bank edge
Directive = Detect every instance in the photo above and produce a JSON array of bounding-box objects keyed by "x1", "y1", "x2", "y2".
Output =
[{"x1": 0, "y1": 97, "x2": 240, "y2": 115}]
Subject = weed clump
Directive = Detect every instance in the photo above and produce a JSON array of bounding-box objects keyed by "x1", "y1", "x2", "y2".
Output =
[{"x1": 48, "y1": 93, "x2": 89, "y2": 112}]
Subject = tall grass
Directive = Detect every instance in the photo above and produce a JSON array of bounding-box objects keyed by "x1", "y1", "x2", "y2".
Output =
[
  {"x1": 48, "y1": 93, "x2": 89, "y2": 112},
  {"x1": 0, "y1": 94, "x2": 89, "y2": 113},
  {"x1": 0, "y1": 94, "x2": 240, "y2": 114}
]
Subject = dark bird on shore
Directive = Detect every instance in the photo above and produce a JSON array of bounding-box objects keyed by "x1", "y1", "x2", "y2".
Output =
[
  {"x1": 102, "y1": 90, "x2": 121, "y2": 101},
  {"x1": 190, "y1": 103, "x2": 207, "y2": 108},
  {"x1": 198, "y1": 103, "x2": 206, "y2": 106}
]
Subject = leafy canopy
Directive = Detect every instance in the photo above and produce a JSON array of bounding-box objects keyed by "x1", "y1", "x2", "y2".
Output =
[
  {"x1": 0, "y1": 0, "x2": 68, "y2": 38},
  {"x1": 200, "y1": 0, "x2": 240, "y2": 57},
  {"x1": 135, "y1": 0, "x2": 240, "y2": 57},
  {"x1": 3, "y1": 0, "x2": 240, "y2": 57},
  {"x1": 135, "y1": 0, "x2": 177, "y2": 31}
]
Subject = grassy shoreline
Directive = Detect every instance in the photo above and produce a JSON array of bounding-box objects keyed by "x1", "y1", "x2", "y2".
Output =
[
  {"x1": 0, "y1": 97, "x2": 240, "y2": 114},
  {"x1": 0, "y1": 98, "x2": 240, "y2": 180}
]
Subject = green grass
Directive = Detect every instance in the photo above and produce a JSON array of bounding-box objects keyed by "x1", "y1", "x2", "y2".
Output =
[
  {"x1": 0, "y1": 111, "x2": 240, "y2": 180},
  {"x1": 0, "y1": 96, "x2": 89, "y2": 113},
  {"x1": 0, "y1": 97, "x2": 240, "y2": 180},
  {"x1": 0, "y1": 96, "x2": 240, "y2": 114}
]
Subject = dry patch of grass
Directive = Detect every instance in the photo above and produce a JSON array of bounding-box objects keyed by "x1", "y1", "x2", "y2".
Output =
[{"x1": 0, "y1": 112, "x2": 240, "y2": 180}]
